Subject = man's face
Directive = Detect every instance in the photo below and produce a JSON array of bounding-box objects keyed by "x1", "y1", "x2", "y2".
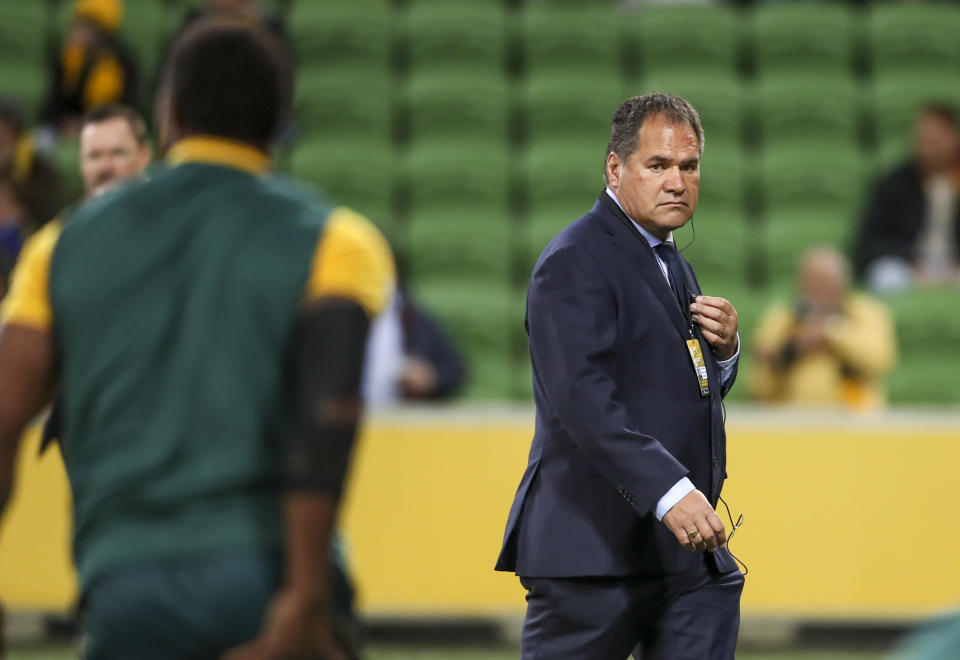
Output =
[
  {"x1": 605, "y1": 113, "x2": 701, "y2": 241},
  {"x1": 80, "y1": 117, "x2": 151, "y2": 197},
  {"x1": 915, "y1": 113, "x2": 960, "y2": 175}
]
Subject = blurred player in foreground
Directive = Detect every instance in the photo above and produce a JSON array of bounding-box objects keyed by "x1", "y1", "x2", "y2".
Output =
[{"x1": 0, "y1": 17, "x2": 393, "y2": 660}]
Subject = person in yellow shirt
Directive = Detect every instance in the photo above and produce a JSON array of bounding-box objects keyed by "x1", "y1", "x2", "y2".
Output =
[
  {"x1": 40, "y1": 0, "x2": 140, "y2": 136},
  {"x1": 751, "y1": 247, "x2": 897, "y2": 411}
]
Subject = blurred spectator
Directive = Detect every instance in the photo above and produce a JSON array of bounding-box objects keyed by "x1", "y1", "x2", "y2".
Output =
[
  {"x1": 40, "y1": 0, "x2": 139, "y2": 137},
  {"x1": 364, "y1": 289, "x2": 468, "y2": 411},
  {"x1": 78, "y1": 104, "x2": 151, "y2": 200},
  {"x1": 0, "y1": 99, "x2": 65, "y2": 228},
  {"x1": 853, "y1": 104, "x2": 960, "y2": 293},
  {"x1": 751, "y1": 247, "x2": 897, "y2": 411}
]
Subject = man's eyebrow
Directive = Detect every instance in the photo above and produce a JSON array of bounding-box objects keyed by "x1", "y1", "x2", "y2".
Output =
[{"x1": 645, "y1": 155, "x2": 700, "y2": 167}]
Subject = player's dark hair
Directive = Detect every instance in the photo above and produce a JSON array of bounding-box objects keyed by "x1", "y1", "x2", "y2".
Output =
[
  {"x1": 82, "y1": 104, "x2": 149, "y2": 145},
  {"x1": 605, "y1": 93, "x2": 704, "y2": 184},
  {"x1": 920, "y1": 102, "x2": 959, "y2": 130},
  {"x1": 160, "y1": 18, "x2": 291, "y2": 145}
]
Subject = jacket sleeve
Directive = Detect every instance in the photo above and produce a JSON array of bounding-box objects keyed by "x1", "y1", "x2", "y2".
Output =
[{"x1": 526, "y1": 245, "x2": 689, "y2": 516}]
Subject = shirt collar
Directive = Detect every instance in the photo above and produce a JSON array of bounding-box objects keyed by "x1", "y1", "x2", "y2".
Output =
[
  {"x1": 167, "y1": 136, "x2": 271, "y2": 175},
  {"x1": 605, "y1": 187, "x2": 673, "y2": 248}
]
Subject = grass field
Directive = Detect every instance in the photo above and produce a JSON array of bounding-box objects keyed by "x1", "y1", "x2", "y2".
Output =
[{"x1": 6, "y1": 645, "x2": 888, "y2": 660}]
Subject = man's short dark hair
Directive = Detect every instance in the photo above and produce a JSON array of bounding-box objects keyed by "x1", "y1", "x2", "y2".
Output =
[
  {"x1": 604, "y1": 93, "x2": 704, "y2": 184},
  {"x1": 83, "y1": 104, "x2": 149, "y2": 145},
  {"x1": 160, "y1": 18, "x2": 292, "y2": 145},
  {"x1": 920, "y1": 102, "x2": 959, "y2": 131}
]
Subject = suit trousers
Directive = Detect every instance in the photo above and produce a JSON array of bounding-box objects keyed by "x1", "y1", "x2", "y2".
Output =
[{"x1": 519, "y1": 555, "x2": 744, "y2": 660}]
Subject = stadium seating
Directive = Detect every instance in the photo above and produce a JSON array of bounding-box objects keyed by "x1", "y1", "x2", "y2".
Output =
[
  {"x1": 886, "y1": 289, "x2": 960, "y2": 403},
  {"x1": 520, "y1": 4, "x2": 623, "y2": 77},
  {"x1": 288, "y1": 136, "x2": 396, "y2": 234},
  {"x1": 521, "y1": 72, "x2": 626, "y2": 149},
  {"x1": 402, "y1": 71, "x2": 509, "y2": 146},
  {"x1": 401, "y1": 1, "x2": 507, "y2": 75},
  {"x1": 404, "y1": 203, "x2": 514, "y2": 287},
  {"x1": 754, "y1": 74, "x2": 862, "y2": 150},
  {"x1": 401, "y1": 139, "x2": 510, "y2": 211},
  {"x1": 413, "y1": 280, "x2": 516, "y2": 399},
  {"x1": 867, "y1": 3, "x2": 960, "y2": 78},
  {"x1": 752, "y1": 2, "x2": 857, "y2": 77},
  {"x1": 295, "y1": 67, "x2": 394, "y2": 143},
  {"x1": 289, "y1": 1, "x2": 393, "y2": 70},
  {"x1": 0, "y1": 2, "x2": 48, "y2": 118},
  {"x1": 631, "y1": 5, "x2": 740, "y2": 78}
]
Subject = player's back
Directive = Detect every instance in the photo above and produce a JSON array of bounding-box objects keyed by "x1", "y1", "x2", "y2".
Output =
[{"x1": 50, "y1": 146, "x2": 328, "y2": 586}]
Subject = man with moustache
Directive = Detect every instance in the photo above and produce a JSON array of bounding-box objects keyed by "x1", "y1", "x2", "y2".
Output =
[{"x1": 497, "y1": 93, "x2": 744, "y2": 659}]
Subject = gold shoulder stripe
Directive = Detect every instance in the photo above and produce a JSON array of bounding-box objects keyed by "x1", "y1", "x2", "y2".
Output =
[{"x1": 305, "y1": 207, "x2": 396, "y2": 318}]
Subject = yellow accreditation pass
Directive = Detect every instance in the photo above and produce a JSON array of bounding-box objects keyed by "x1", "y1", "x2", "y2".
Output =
[{"x1": 686, "y1": 338, "x2": 710, "y2": 397}]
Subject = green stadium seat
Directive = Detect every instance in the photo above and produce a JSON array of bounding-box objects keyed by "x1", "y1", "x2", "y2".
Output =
[
  {"x1": 631, "y1": 5, "x2": 740, "y2": 77},
  {"x1": 520, "y1": 4, "x2": 623, "y2": 77},
  {"x1": 675, "y1": 208, "x2": 748, "y2": 290},
  {"x1": 290, "y1": 1, "x2": 392, "y2": 69},
  {"x1": 295, "y1": 67, "x2": 393, "y2": 142},
  {"x1": 0, "y1": 2, "x2": 46, "y2": 61},
  {"x1": 402, "y1": 1, "x2": 506, "y2": 75},
  {"x1": 524, "y1": 140, "x2": 606, "y2": 214},
  {"x1": 763, "y1": 208, "x2": 857, "y2": 286},
  {"x1": 868, "y1": 3, "x2": 960, "y2": 78},
  {"x1": 288, "y1": 137, "x2": 396, "y2": 233},
  {"x1": 760, "y1": 144, "x2": 865, "y2": 285},
  {"x1": 755, "y1": 74, "x2": 862, "y2": 150},
  {"x1": 636, "y1": 73, "x2": 744, "y2": 152},
  {"x1": 403, "y1": 71, "x2": 509, "y2": 146},
  {"x1": 871, "y1": 73, "x2": 960, "y2": 166},
  {"x1": 0, "y1": 62, "x2": 46, "y2": 121},
  {"x1": 761, "y1": 143, "x2": 866, "y2": 216},
  {"x1": 122, "y1": 0, "x2": 166, "y2": 85},
  {"x1": 885, "y1": 289, "x2": 960, "y2": 403},
  {"x1": 402, "y1": 140, "x2": 510, "y2": 210},
  {"x1": 405, "y1": 203, "x2": 512, "y2": 286},
  {"x1": 522, "y1": 73, "x2": 627, "y2": 149},
  {"x1": 698, "y1": 145, "x2": 746, "y2": 215},
  {"x1": 752, "y1": 3, "x2": 856, "y2": 76},
  {"x1": 414, "y1": 280, "x2": 518, "y2": 399}
]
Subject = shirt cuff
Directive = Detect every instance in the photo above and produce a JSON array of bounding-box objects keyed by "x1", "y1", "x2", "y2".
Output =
[
  {"x1": 655, "y1": 477, "x2": 695, "y2": 521},
  {"x1": 717, "y1": 332, "x2": 740, "y2": 383}
]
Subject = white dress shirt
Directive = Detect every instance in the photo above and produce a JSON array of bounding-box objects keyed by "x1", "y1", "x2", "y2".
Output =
[{"x1": 605, "y1": 188, "x2": 739, "y2": 520}]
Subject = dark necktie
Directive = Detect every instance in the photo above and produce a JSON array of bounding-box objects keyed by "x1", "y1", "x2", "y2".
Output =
[{"x1": 654, "y1": 241, "x2": 688, "y2": 314}]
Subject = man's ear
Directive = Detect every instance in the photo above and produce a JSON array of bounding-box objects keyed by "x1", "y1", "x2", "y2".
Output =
[{"x1": 605, "y1": 152, "x2": 620, "y2": 189}]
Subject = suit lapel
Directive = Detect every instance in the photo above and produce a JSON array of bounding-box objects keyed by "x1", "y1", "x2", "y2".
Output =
[{"x1": 593, "y1": 193, "x2": 690, "y2": 341}]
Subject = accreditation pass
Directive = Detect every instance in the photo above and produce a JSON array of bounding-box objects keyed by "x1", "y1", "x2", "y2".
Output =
[{"x1": 686, "y1": 338, "x2": 710, "y2": 397}]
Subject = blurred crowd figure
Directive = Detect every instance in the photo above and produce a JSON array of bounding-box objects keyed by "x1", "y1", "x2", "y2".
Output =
[
  {"x1": 853, "y1": 104, "x2": 960, "y2": 294},
  {"x1": 0, "y1": 100, "x2": 64, "y2": 296},
  {"x1": 364, "y1": 288, "x2": 468, "y2": 411},
  {"x1": 40, "y1": 0, "x2": 139, "y2": 138},
  {"x1": 751, "y1": 247, "x2": 897, "y2": 411}
]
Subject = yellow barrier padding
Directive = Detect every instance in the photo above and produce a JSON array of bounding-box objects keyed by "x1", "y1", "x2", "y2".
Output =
[{"x1": 2, "y1": 408, "x2": 959, "y2": 621}]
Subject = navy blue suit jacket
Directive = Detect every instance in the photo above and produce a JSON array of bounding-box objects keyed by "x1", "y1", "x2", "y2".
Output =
[{"x1": 496, "y1": 194, "x2": 738, "y2": 578}]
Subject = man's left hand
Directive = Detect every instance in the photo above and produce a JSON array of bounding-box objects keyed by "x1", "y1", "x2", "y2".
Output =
[{"x1": 690, "y1": 296, "x2": 738, "y2": 361}]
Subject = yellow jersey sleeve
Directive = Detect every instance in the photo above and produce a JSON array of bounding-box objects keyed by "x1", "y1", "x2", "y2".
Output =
[
  {"x1": 0, "y1": 220, "x2": 62, "y2": 331},
  {"x1": 304, "y1": 207, "x2": 396, "y2": 318}
]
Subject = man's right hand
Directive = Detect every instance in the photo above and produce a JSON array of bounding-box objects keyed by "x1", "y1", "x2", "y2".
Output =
[{"x1": 661, "y1": 489, "x2": 727, "y2": 552}]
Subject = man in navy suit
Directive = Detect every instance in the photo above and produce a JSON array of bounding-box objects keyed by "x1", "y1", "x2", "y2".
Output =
[{"x1": 496, "y1": 93, "x2": 744, "y2": 659}]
